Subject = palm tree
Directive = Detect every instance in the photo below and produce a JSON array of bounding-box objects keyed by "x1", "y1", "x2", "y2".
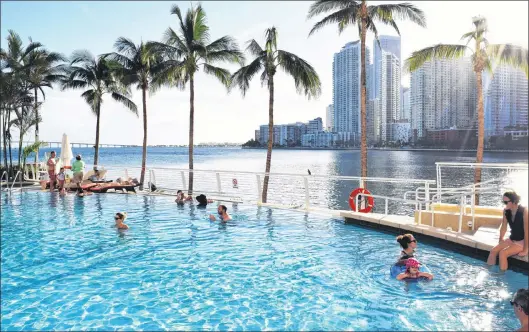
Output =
[
  {"x1": 405, "y1": 16, "x2": 528, "y2": 200},
  {"x1": 231, "y1": 27, "x2": 321, "y2": 203},
  {"x1": 23, "y1": 46, "x2": 66, "y2": 162},
  {"x1": 62, "y1": 50, "x2": 138, "y2": 166},
  {"x1": 147, "y1": 3, "x2": 244, "y2": 195},
  {"x1": 103, "y1": 37, "x2": 160, "y2": 190},
  {"x1": 307, "y1": 0, "x2": 426, "y2": 182}
]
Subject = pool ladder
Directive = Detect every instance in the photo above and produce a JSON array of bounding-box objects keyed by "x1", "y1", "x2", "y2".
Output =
[{"x1": 0, "y1": 171, "x2": 21, "y2": 193}]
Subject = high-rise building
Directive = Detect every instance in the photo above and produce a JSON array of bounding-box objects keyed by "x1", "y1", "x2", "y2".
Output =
[
  {"x1": 308, "y1": 117, "x2": 323, "y2": 134},
  {"x1": 333, "y1": 41, "x2": 371, "y2": 137},
  {"x1": 410, "y1": 58, "x2": 477, "y2": 141},
  {"x1": 254, "y1": 130, "x2": 260, "y2": 143},
  {"x1": 401, "y1": 87, "x2": 410, "y2": 121},
  {"x1": 367, "y1": 99, "x2": 380, "y2": 144},
  {"x1": 485, "y1": 65, "x2": 528, "y2": 138},
  {"x1": 379, "y1": 51, "x2": 401, "y2": 142},
  {"x1": 373, "y1": 35, "x2": 401, "y2": 100},
  {"x1": 259, "y1": 125, "x2": 269, "y2": 144},
  {"x1": 325, "y1": 105, "x2": 334, "y2": 132}
]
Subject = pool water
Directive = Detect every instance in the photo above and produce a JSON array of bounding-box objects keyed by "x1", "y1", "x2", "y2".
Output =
[{"x1": 1, "y1": 192, "x2": 527, "y2": 331}]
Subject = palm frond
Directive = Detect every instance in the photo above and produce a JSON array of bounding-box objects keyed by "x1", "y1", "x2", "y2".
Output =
[
  {"x1": 404, "y1": 44, "x2": 469, "y2": 73},
  {"x1": 191, "y1": 4, "x2": 210, "y2": 44},
  {"x1": 203, "y1": 63, "x2": 231, "y2": 87},
  {"x1": 368, "y1": 3, "x2": 426, "y2": 29},
  {"x1": 264, "y1": 27, "x2": 278, "y2": 53},
  {"x1": 277, "y1": 50, "x2": 321, "y2": 99},
  {"x1": 111, "y1": 92, "x2": 138, "y2": 116},
  {"x1": 70, "y1": 49, "x2": 95, "y2": 66},
  {"x1": 114, "y1": 37, "x2": 138, "y2": 58},
  {"x1": 246, "y1": 39, "x2": 264, "y2": 58},
  {"x1": 307, "y1": 0, "x2": 358, "y2": 18},
  {"x1": 81, "y1": 89, "x2": 98, "y2": 114},
  {"x1": 230, "y1": 57, "x2": 263, "y2": 96},
  {"x1": 61, "y1": 79, "x2": 89, "y2": 91},
  {"x1": 486, "y1": 44, "x2": 528, "y2": 77},
  {"x1": 308, "y1": 6, "x2": 359, "y2": 36},
  {"x1": 162, "y1": 27, "x2": 188, "y2": 54}
]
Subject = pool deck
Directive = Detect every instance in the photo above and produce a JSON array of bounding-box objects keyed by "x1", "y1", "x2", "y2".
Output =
[{"x1": 337, "y1": 210, "x2": 529, "y2": 272}]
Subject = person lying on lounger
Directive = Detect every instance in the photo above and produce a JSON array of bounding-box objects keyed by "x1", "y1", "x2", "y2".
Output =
[{"x1": 88, "y1": 168, "x2": 111, "y2": 183}]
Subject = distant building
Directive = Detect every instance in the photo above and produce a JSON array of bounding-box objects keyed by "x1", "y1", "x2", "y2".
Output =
[
  {"x1": 401, "y1": 87, "x2": 410, "y2": 121},
  {"x1": 367, "y1": 99, "x2": 380, "y2": 144},
  {"x1": 333, "y1": 41, "x2": 371, "y2": 136},
  {"x1": 259, "y1": 125, "x2": 269, "y2": 144},
  {"x1": 308, "y1": 117, "x2": 323, "y2": 134},
  {"x1": 254, "y1": 130, "x2": 260, "y2": 143},
  {"x1": 301, "y1": 132, "x2": 334, "y2": 147},
  {"x1": 325, "y1": 105, "x2": 334, "y2": 132},
  {"x1": 410, "y1": 57, "x2": 477, "y2": 141},
  {"x1": 379, "y1": 51, "x2": 401, "y2": 142},
  {"x1": 391, "y1": 120, "x2": 411, "y2": 143},
  {"x1": 373, "y1": 35, "x2": 401, "y2": 101},
  {"x1": 426, "y1": 128, "x2": 477, "y2": 145},
  {"x1": 504, "y1": 127, "x2": 528, "y2": 140},
  {"x1": 484, "y1": 65, "x2": 528, "y2": 138}
]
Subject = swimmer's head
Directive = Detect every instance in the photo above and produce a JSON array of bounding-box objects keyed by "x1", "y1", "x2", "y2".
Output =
[
  {"x1": 115, "y1": 212, "x2": 127, "y2": 223},
  {"x1": 218, "y1": 204, "x2": 227, "y2": 215},
  {"x1": 405, "y1": 258, "x2": 420, "y2": 273},
  {"x1": 76, "y1": 154, "x2": 81, "y2": 161},
  {"x1": 397, "y1": 234, "x2": 416, "y2": 249},
  {"x1": 511, "y1": 289, "x2": 529, "y2": 317}
]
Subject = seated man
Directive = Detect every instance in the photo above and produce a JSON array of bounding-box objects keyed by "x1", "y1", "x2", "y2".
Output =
[{"x1": 209, "y1": 204, "x2": 232, "y2": 222}]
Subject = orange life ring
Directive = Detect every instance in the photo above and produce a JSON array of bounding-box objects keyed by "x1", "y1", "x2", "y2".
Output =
[{"x1": 349, "y1": 188, "x2": 374, "y2": 213}]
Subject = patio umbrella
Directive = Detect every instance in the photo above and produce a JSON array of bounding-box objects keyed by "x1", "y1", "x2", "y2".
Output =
[{"x1": 60, "y1": 133, "x2": 73, "y2": 168}]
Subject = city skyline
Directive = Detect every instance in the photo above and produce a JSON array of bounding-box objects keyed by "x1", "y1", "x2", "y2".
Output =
[{"x1": 1, "y1": 1, "x2": 528, "y2": 145}]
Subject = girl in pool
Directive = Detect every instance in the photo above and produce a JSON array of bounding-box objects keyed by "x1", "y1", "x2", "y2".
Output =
[
  {"x1": 396, "y1": 258, "x2": 434, "y2": 281},
  {"x1": 114, "y1": 212, "x2": 129, "y2": 230},
  {"x1": 396, "y1": 233, "x2": 418, "y2": 266}
]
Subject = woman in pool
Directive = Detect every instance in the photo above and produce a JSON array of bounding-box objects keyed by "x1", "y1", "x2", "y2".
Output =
[
  {"x1": 487, "y1": 191, "x2": 528, "y2": 271},
  {"x1": 396, "y1": 258, "x2": 433, "y2": 281},
  {"x1": 114, "y1": 212, "x2": 129, "y2": 230},
  {"x1": 396, "y1": 233, "x2": 418, "y2": 266}
]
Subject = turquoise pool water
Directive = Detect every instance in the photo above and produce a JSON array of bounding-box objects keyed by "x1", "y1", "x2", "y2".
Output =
[{"x1": 1, "y1": 191, "x2": 527, "y2": 331}]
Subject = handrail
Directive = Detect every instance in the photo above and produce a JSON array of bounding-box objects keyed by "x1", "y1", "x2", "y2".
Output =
[
  {"x1": 0, "y1": 171, "x2": 6, "y2": 192},
  {"x1": 435, "y1": 162, "x2": 528, "y2": 169}
]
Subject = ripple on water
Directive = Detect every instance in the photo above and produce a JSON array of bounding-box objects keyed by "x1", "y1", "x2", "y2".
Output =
[{"x1": 1, "y1": 191, "x2": 527, "y2": 331}]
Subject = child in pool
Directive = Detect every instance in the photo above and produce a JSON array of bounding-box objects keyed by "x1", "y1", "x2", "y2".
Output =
[{"x1": 396, "y1": 258, "x2": 434, "y2": 281}]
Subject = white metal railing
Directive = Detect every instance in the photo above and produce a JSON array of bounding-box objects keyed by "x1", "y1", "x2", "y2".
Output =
[
  {"x1": 436, "y1": 162, "x2": 528, "y2": 201},
  {"x1": 1, "y1": 171, "x2": 21, "y2": 193}
]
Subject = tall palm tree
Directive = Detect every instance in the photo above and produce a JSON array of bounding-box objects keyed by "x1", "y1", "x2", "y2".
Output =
[
  {"x1": 62, "y1": 50, "x2": 138, "y2": 166},
  {"x1": 147, "y1": 3, "x2": 244, "y2": 195},
  {"x1": 103, "y1": 37, "x2": 160, "y2": 190},
  {"x1": 307, "y1": 0, "x2": 426, "y2": 182},
  {"x1": 23, "y1": 46, "x2": 66, "y2": 162},
  {"x1": 231, "y1": 27, "x2": 321, "y2": 203},
  {"x1": 405, "y1": 16, "x2": 528, "y2": 200}
]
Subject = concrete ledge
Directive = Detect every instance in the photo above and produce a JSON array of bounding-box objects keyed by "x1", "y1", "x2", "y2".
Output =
[{"x1": 344, "y1": 214, "x2": 529, "y2": 274}]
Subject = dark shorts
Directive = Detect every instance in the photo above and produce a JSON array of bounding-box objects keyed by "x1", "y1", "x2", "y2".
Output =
[{"x1": 48, "y1": 171, "x2": 56, "y2": 182}]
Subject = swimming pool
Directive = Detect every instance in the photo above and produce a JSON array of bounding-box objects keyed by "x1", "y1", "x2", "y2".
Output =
[{"x1": 1, "y1": 192, "x2": 527, "y2": 331}]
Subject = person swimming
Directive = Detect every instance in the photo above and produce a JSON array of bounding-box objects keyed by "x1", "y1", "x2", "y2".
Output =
[
  {"x1": 76, "y1": 187, "x2": 92, "y2": 197},
  {"x1": 114, "y1": 212, "x2": 129, "y2": 230},
  {"x1": 209, "y1": 204, "x2": 232, "y2": 222},
  {"x1": 396, "y1": 258, "x2": 433, "y2": 281},
  {"x1": 396, "y1": 233, "x2": 418, "y2": 266},
  {"x1": 175, "y1": 190, "x2": 193, "y2": 204}
]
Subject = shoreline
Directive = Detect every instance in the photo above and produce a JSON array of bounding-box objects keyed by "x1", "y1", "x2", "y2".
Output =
[{"x1": 241, "y1": 146, "x2": 529, "y2": 153}]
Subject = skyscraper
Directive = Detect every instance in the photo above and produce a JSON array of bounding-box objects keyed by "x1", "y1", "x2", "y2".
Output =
[
  {"x1": 401, "y1": 87, "x2": 410, "y2": 121},
  {"x1": 373, "y1": 35, "x2": 401, "y2": 100},
  {"x1": 333, "y1": 41, "x2": 371, "y2": 137},
  {"x1": 410, "y1": 58, "x2": 477, "y2": 141},
  {"x1": 325, "y1": 104, "x2": 334, "y2": 132},
  {"x1": 485, "y1": 65, "x2": 528, "y2": 138},
  {"x1": 379, "y1": 51, "x2": 401, "y2": 142}
]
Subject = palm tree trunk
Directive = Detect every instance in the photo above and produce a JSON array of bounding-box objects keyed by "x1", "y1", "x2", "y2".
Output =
[
  {"x1": 474, "y1": 69, "x2": 484, "y2": 205},
  {"x1": 140, "y1": 84, "x2": 148, "y2": 191},
  {"x1": 34, "y1": 87, "x2": 39, "y2": 163},
  {"x1": 188, "y1": 74, "x2": 195, "y2": 195},
  {"x1": 262, "y1": 75, "x2": 274, "y2": 204},
  {"x1": 18, "y1": 107, "x2": 24, "y2": 167},
  {"x1": 94, "y1": 102, "x2": 101, "y2": 166},
  {"x1": 360, "y1": 0, "x2": 368, "y2": 186},
  {"x1": 2, "y1": 110, "x2": 8, "y2": 172}
]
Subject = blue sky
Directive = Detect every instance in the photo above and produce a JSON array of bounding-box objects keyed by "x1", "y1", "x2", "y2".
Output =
[{"x1": 2, "y1": 1, "x2": 528, "y2": 145}]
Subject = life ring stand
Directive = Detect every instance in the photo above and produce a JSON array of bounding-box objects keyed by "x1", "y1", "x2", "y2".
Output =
[{"x1": 348, "y1": 188, "x2": 374, "y2": 213}]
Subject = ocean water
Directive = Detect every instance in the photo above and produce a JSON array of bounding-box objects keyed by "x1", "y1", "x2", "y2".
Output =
[{"x1": 1, "y1": 191, "x2": 527, "y2": 331}]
